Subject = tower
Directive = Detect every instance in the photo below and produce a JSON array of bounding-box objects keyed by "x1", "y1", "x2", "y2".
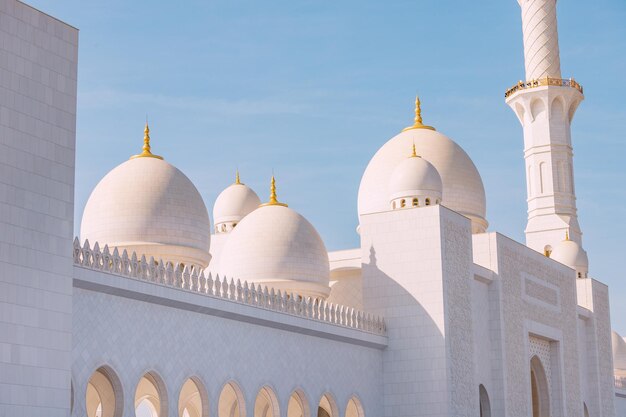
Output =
[{"x1": 506, "y1": 0, "x2": 585, "y2": 257}]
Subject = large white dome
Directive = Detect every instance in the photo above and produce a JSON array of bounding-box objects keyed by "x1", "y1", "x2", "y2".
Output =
[
  {"x1": 219, "y1": 202, "x2": 330, "y2": 299},
  {"x1": 81, "y1": 140, "x2": 211, "y2": 268},
  {"x1": 213, "y1": 174, "x2": 261, "y2": 234},
  {"x1": 613, "y1": 331, "x2": 626, "y2": 370},
  {"x1": 358, "y1": 121, "x2": 487, "y2": 233}
]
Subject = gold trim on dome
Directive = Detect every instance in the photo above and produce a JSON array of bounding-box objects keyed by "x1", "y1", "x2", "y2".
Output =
[
  {"x1": 410, "y1": 142, "x2": 421, "y2": 158},
  {"x1": 260, "y1": 176, "x2": 288, "y2": 207},
  {"x1": 130, "y1": 122, "x2": 163, "y2": 160},
  {"x1": 235, "y1": 169, "x2": 242, "y2": 185},
  {"x1": 402, "y1": 95, "x2": 436, "y2": 132}
]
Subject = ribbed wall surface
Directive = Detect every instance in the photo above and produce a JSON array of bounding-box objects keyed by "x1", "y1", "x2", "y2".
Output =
[{"x1": 520, "y1": 0, "x2": 562, "y2": 80}]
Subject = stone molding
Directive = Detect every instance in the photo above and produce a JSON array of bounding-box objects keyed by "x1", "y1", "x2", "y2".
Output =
[{"x1": 73, "y1": 238, "x2": 385, "y2": 336}]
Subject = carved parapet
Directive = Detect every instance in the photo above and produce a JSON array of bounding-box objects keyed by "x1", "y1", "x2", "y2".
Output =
[{"x1": 72, "y1": 238, "x2": 385, "y2": 335}]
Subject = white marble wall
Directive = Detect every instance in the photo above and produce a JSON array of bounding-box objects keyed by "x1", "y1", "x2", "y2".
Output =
[
  {"x1": 71, "y1": 266, "x2": 384, "y2": 417},
  {"x1": 360, "y1": 205, "x2": 476, "y2": 417},
  {"x1": 0, "y1": 1, "x2": 77, "y2": 416}
]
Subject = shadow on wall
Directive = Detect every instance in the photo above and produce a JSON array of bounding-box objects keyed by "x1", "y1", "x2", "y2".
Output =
[{"x1": 361, "y1": 245, "x2": 489, "y2": 417}]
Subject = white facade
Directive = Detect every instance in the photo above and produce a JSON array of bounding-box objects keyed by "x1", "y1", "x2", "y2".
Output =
[{"x1": 0, "y1": 1, "x2": 624, "y2": 417}]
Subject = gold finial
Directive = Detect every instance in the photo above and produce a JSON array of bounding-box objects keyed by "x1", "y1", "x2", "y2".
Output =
[
  {"x1": 260, "y1": 175, "x2": 288, "y2": 207},
  {"x1": 410, "y1": 142, "x2": 420, "y2": 158},
  {"x1": 130, "y1": 122, "x2": 163, "y2": 160},
  {"x1": 402, "y1": 95, "x2": 436, "y2": 132},
  {"x1": 235, "y1": 169, "x2": 241, "y2": 185},
  {"x1": 565, "y1": 231, "x2": 569, "y2": 241}
]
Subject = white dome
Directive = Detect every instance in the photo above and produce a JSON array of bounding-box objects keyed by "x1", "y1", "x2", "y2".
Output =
[
  {"x1": 389, "y1": 151, "x2": 442, "y2": 202},
  {"x1": 358, "y1": 127, "x2": 487, "y2": 233},
  {"x1": 550, "y1": 236, "x2": 589, "y2": 276},
  {"x1": 613, "y1": 331, "x2": 626, "y2": 370},
  {"x1": 213, "y1": 177, "x2": 261, "y2": 233},
  {"x1": 81, "y1": 156, "x2": 211, "y2": 268},
  {"x1": 219, "y1": 204, "x2": 330, "y2": 299}
]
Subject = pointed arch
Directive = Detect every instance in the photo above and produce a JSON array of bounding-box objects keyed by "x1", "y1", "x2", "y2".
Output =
[
  {"x1": 479, "y1": 385, "x2": 491, "y2": 417},
  {"x1": 287, "y1": 389, "x2": 310, "y2": 417},
  {"x1": 550, "y1": 96, "x2": 565, "y2": 121},
  {"x1": 218, "y1": 381, "x2": 246, "y2": 417},
  {"x1": 530, "y1": 98, "x2": 546, "y2": 121},
  {"x1": 317, "y1": 393, "x2": 338, "y2": 417},
  {"x1": 530, "y1": 355, "x2": 550, "y2": 417},
  {"x1": 86, "y1": 365, "x2": 123, "y2": 417},
  {"x1": 178, "y1": 377, "x2": 209, "y2": 417},
  {"x1": 135, "y1": 371, "x2": 168, "y2": 417},
  {"x1": 345, "y1": 396, "x2": 364, "y2": 417},
  {"x1": 254, "y1": 385, "x2": 280, "y2": 417}
]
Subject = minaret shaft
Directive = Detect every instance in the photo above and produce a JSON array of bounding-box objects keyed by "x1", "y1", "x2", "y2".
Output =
[
  {"x1": 519, "y1": 0, "x2": 561, "y2": 80},
  {"x1": 507, "y1": 0, "x2": 585, "y2": 256}
]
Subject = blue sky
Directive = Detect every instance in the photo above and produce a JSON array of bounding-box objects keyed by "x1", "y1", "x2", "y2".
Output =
[{"x1": 29, "y1": 0, "x2": 626, "y2": 333}]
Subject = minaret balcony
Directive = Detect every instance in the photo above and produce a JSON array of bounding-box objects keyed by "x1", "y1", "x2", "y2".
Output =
[{"x1": 505, "y1": 77, "x2": 583, "y2": 99}]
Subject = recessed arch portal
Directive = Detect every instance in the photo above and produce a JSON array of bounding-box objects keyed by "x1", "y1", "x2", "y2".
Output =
[
  {"x1": 317, "y1": 393, "x2": 338, "y2": 417},
  {"x1": 345, "y1": 396, "x2": 364, "y2": 417},
  {"x1": 218, "y1": 381, "x2": 246, "y2": 417},
  {"x1": 86, "y1": 366, "x2": 123, "y2": 417},
  {"x1": 254, "y1": 386, "x2": 279, "y2": 417},
  {"x1": 287, "y1": 389, "x2": 310, "y2": 417},
  {"x1": 178, "y1": 377, "x2": 208, "y2": 417},
  {"x1": 135, "y1": 371, "x2": 168, "y2": 417},
  {"x1": 530, "y1": 355, "x2": 550, "y2": 417}
]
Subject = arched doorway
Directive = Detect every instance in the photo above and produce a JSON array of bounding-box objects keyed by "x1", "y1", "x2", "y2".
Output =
[
  {"x1": 479, "y1": 385, "x2": 491, "y2": 417},
  {"x1": 345, "y1": 396, "x2": 364, "y2": 417},
  {"x1": 178, "y1": 377, "x2": 208, "y2": 417},
  {"x1": 254, "y1": 386, "x2": 280, "y2": 417},
  {"x1": 135, "y1": 372, "x2": 168, "y2": 417},
  {"x1": 530, "y1": 356, "x2": 550, "y2": 417},
  {"x1": 287, "y1": 390, "x2": 310, "y2": 417},
  {"x1": 218, "y1": 381, "x2": 246, "y2": 417},
  {"x1": 583, "y1": 402, "x2": 589, "y2": 417},
  {"x1": 317, "y1": 393, "x2": 338, "y2": 417},
  {"x1": 86, "y1": 366, "x2": 123, "y2": 417}
]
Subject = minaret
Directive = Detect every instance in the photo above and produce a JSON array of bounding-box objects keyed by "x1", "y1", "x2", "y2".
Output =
[{"x1": 506, "y1": 0, "x2": 585, "y2": 257}]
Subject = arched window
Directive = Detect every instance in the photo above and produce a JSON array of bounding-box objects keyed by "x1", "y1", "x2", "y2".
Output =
[
  {"x1": 400, "y1": 199, "x2": 406, "y2": 208},
  {"x1": 479, "y1": 385, "x2": 491, "y2": 417},
  {"x1": 530, "y1": 356, "x2": 550, "y2": 417},
  {"x1": 412, "y1": 198, "x2": 418, "y2": 207},
  {"x1": 345, "y1": 397, "x2": 364, "y2": 417},
  {"x1": 583, "y1": 402, "x2": 589, "y2": 417},
  {"x1": 135, "y1": 372, "x2": 167, "y2": 417},
  {"x1": 178, "y1": 377, "x2": 208, "y2": 417},
  {"x1": 317, "y1": 393, "x2": 338, "y2": 417},
  {"x1": 425, "y1": 198, "x2": 430, "y2": 206},
  {"x1": 287, "y1": 390, "x2": 310, "y2": 417},
  {"x1": 232, "y1": 223, "x2": 237, "y2": 228},
  {"x1": 86, "y1": 366, "x2": 123, "y2": 417},
  {"x1": 254, "y1": 386, "x2": 279, "y2": 417},
  {"x1": 218, "y1": 382, "x2": 246, "y2": 417}
]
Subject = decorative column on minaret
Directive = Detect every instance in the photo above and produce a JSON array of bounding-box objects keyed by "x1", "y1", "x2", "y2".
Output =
[{"x1": 506, "y1": 0, "x2": 586, "y2": 257}]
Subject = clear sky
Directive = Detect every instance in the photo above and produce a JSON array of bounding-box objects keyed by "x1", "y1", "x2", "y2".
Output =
[{"x1": 28, "y1": 0, "x2": 626, "y2": 334}]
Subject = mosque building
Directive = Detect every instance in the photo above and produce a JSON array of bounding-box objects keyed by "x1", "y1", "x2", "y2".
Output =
[{"x1": 0, "y1": 0, "x2": 625, "y2": 416}]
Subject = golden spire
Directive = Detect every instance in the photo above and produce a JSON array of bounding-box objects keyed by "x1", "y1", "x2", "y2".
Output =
[
  {"x1": 410, "y1": 142, "x2": 420, "y2": 158},
  {"x1": 235, "y1": 169, "x2": 241, "y2": 185},
  {"x1": 260, "y1": 175, "x2": 288, "y2": 207},
  {"x1": 402, "y1": 95, "x2": 436, "y2": 132},
  {"x1": 565, "y1": 231, "x2": 569, "y2": 241},
  {"x1": 130, "y1": 122, "x2": 163, "y2": 160}
]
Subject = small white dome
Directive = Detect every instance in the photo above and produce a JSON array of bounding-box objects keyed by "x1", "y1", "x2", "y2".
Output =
[
  {"x1": 389, "y1": 147, "x2": 442, "y2": 204},
  {"x1": 613, "y1": 331, "x2": 626, "y2": 370},
  {"x1": 219, "y1": 196, "x2": 330, "y2": 298},
  {"x1": 358, "y1": 98, "x2": 487, "y2": 232},
  {"x1": 81, "y1": 128, "x2": 210, "y2": 268},
  {"x1": 213, "y1": 174, "x2": 261, "y2": 233},
  {"x1": 550, "y1": 235, "x2": 588, "y2": 277}
]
